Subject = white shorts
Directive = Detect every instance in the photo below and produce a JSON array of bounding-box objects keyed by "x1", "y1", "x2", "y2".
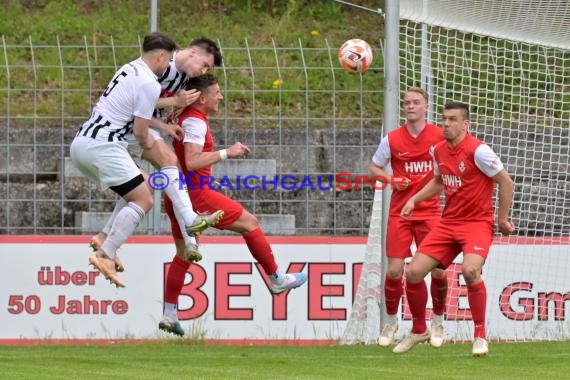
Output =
[
  {"x1": 126, "y1": 127, "x2": 164, "y2": 159},
  {"x1": 70, "y1": 136, "x2": 141, "y2": 190}
]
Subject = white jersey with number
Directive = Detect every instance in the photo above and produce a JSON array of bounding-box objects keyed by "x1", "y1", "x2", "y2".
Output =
[{"x1": 76, "y1": 58, "x2": 160, "y2": 143}]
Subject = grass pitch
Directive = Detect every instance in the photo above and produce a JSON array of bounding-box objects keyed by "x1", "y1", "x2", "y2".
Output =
[{"x1": 1, "y1": 341, "x2": 569, "y2": 379}]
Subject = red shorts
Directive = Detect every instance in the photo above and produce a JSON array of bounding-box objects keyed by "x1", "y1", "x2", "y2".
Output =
[
  {"x1": 417, "y1": 221, "x2": 494, "y2": 269},
  {"x1": 386, "y1": 216, "x2": 440, "y2": 259},
  {"x1": 164, "y1": 189, "x2": 244, "y2": 239}
]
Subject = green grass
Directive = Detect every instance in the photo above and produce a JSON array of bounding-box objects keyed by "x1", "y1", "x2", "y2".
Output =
[{"x1": 1, "y1": 342, "x2": 570, "y2": 379}]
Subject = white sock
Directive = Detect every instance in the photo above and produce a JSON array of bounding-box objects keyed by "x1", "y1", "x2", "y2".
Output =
[
  {"x1": 101, "y1": 202, "x2": 145, "y2": 259},
  {"x1": 270, "y1": 268, "x2": 286, "y2": 285},
  {"x1": 386, "y1": 314, "x2": 398, "y2": 325},
  {"x1": 164, "y1": 302, "x2": 178, "y2": 321},
  {"x1": 161, "y1": 166, "x2": 197, "y2": 246},
  {"x1": 433, "y1": 313, "x2": 444, "y2": 325},
  {"x1": 172, "y1": 198, "x2": 197, "y2": 247},
  {"x1": 101, "y1": 198, "x2": 127, "y2": 235},
  {"x1": 161, "y1": 166, "x2": 198, "y2": 226},
  {"x1": 174, "y1": 207, "x2": 197, "y2": 248}
]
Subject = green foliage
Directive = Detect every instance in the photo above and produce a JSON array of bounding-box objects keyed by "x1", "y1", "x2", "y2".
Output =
[{"x1": 0, "y1": 0, "x2": 384, "y2": 125}]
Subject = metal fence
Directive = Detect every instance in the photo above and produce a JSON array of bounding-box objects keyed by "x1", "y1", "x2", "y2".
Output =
[{"x1": 0, "y1": 36, "x2": 384, "y2": 235}]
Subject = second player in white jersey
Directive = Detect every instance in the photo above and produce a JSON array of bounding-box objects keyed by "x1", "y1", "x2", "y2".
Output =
[
  {"x1": 70, "y1": 32, "x2": 178, "y2": 288},
  {"x1": 85, "y1": 36, "x2": 225, "y2": 292},
  {"x1": 126, "y1": 37, "x2": 224, "y2": 155}
]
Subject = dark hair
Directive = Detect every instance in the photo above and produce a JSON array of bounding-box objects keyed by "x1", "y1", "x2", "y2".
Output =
[
  {"x1": 189, "y1": 37, "x2": 223, "y2": 66},
  {"x1": 185, "y1": 73, "x2": 219, "y2": 93},
  {"x1": 444, "y1": 101, "x2": 470, "y2": 119},
  {"x1": 142, "y1": 32, "x2": 178, "y2": 53}
]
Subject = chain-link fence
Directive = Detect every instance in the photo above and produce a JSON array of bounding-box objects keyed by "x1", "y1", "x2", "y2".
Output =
[{"x1": 0, "y1": 36, "x2": 384, "y2": 235}]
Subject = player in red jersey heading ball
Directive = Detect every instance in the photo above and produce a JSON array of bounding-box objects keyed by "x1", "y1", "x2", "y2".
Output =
[{"x1": 159, "y1": 74, "x2": 308, "y2": 336}]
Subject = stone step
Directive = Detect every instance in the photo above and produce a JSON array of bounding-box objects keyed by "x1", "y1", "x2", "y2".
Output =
[
  {"x1": 212, "y1": 159, "x2": 276, "y2": 179},
  {"x1": 74, "y1": 211, "x2": 295, "y2": 235},
  {"x1": 58, "y1": 157, "x2": 83, "y2": 179},
  {"x1": 0, "y1": 146, "x2": 60, "y2": 179},
  {"x1": 59, "y1": 157, "x2": 276, "y2": 180}
]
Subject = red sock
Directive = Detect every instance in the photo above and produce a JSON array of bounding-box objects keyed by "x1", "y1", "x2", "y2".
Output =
[
  {"x1": 164, "y1": 256, "x2": 191, "y2": 304},
  {"x1": 243, "y1": 228, "x2": 278, "y2": 274},
  {"x1": 406, "y1": 280, "x2": 428, "y2": 334},
  {"x1": 467, "y1": 281, "x2": 487, "y2": 339},
  {"x1": 384, "y1": 277, "x2": 403, "y2": 316},
  {"x1": 430, "y1": 275, "x2": 448, "y2": 316}
]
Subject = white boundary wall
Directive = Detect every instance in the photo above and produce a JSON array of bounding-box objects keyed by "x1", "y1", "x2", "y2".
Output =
[{"x1": 1, "y1": 237, "x2": 569, "y2": 341}]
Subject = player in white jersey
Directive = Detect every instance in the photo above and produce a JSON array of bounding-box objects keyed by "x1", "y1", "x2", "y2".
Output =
[
  {"x1": 89, "y1": 38, "x2": 225, "y2": 266},
  {"x1": 70, "y1": 33, "x2": 177, "y2": 287}
]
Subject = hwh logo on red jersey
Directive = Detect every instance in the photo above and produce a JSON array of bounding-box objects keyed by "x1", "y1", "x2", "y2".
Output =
[
  {"x1": 404, "y1": 161, "x2": 433, "y2": 174},
  {"x1": 442, "y1": 174, "x2": 462, "y2": 189}
]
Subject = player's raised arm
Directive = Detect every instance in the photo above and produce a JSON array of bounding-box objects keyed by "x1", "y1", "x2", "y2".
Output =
[
  {"x1": 156, "y1": 89, "x2": 201, "y2": 109},
  {"x1": 132, "y1": 116, "x2": 153, "y2": 149},
  {"x1": 184, "y1": 141, "x2": 250, "y2": 172},
  {"x1": 492, "y1": 169, "x2": 515, "y2": 236},
  {"x1": 149, "y1": 117, "x2": 183, "y2": 141}
]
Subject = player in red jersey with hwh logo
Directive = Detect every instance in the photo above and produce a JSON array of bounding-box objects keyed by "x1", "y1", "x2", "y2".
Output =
[
  {"x1": 159, "y1": 74, "x2": 308, "y2": 336},
  {"x1": 370, "y1": 87, "x2": 448, "y2": 348},
  {"x1": 394, "y1": 101, "x2": 515, "y2": 356}
]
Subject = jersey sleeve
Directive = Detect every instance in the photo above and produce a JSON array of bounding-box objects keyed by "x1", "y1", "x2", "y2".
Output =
[
  {"x1": 182, "y1": 117, "x2": 207, "y2": 145},
  {"x1": 133, "y1": 81, "x2": 160, "y2": 120},
  {"x1": 432, "y1": 148, "x2": 440, "y2": 176},
  {"x1": 474, "y1": 144, "x2": 504, "y2": 177},
  {"x1": 371, "y1": 136, "x2": 391, "y2": 167}
]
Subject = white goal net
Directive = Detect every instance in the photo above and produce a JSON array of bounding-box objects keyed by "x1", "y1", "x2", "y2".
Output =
[{"x1": 343, "y1": 0, "x2": 570, "y2": 343}]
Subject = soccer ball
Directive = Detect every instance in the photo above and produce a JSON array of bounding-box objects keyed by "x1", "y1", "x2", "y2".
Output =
[{"x1": 338, "y1": 39, "x2": 373, "y2": 72}]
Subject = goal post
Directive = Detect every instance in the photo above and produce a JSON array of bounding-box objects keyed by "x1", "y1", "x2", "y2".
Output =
[
  {"x1": 341, "y1": 0, "x2": 401, "y2": 345},
  {"x1": 343, "y1": 0, "x2": 570, "y2": 344}
]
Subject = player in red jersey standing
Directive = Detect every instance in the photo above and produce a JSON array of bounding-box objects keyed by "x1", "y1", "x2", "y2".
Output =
[
  {"x1": 159, "y1": 74, "x2": 308, "y2": 336},
  {"x1": 394, "y1": 101, "x2": 514, "y2": 356},
  {"x1": 370, "y1": 87, "x2": 448, "y2": 348}
]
